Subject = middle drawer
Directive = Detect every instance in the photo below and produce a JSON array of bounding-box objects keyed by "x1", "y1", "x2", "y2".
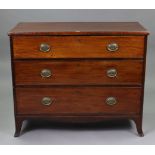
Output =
[{"x1": 14, "y1": 60, "x2": 143, "y2": 85}]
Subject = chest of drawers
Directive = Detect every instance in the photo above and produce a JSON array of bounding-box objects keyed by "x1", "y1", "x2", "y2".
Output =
[{"x1": 8, "y1": 22, "x2": 149, "y2": 137}]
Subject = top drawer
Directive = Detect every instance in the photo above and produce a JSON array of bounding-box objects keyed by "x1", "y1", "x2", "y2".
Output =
[{"x1": 12, "y1": 36, "x2": 144, "y2": 59}]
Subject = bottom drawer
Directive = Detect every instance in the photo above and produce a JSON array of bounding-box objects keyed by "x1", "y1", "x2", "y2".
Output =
[{"x1": 16, "y1": 87, "x2": 141, "y2": 115}]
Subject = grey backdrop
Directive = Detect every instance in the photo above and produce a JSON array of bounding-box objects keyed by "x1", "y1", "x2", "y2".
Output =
[{"x1": 0, "y1": 9, "x2": 155, "y2": 144}]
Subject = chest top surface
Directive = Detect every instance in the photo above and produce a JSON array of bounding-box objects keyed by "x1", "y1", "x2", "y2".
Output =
[{"x1": 8, "y1": 22, "x2": 149, "y2": 36}]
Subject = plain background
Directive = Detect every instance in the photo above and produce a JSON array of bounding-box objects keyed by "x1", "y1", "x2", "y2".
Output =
[{"x1": 0, "y1": 9, "x2": 155, "y2": 144}]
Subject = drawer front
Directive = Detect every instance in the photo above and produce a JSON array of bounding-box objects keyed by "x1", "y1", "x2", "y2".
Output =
[
  {"x1": 14, "y1": 60, "x2": 143, "y2": 85},
  {"x1": 16, "y1": 87, "x2": 141, "y2": 115},
  {"x1": 13, "y1": 36, "x2": 144, "y2": 59}
]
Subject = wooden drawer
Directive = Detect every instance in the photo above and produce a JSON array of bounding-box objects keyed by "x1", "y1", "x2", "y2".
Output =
[
  {"x1": 13, "y1": 36, "x2": 144, "y2": 59},
  {"x1": 16, "y1": 87, "x2": 141, "y2": 115},
  {"x1": 14, "y1": 60, "x2": 143, "y2": 86}
]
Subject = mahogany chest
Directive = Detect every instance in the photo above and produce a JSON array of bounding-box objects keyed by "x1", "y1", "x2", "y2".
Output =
[{"x1": 8, "y1": 22, "x2": 149, "y2": 137}]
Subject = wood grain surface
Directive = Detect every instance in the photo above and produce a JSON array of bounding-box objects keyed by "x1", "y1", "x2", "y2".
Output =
[
  {"x1": 16, "y1": 87, "x2": 141, "y2": 115},
  {"x1": 8, "y1": 22, "x2": 149, "y2": 36},
  {"x1": 13, "y1": 36, "x2": 145, "y2": 58},
  {"x1": 14, "y1": 60, "x2": 143, "y2": 85}
]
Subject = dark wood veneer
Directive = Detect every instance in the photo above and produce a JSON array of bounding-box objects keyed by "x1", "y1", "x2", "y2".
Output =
[
  {"x1": 13, "y1": 36, "x2": 144, "y2": 59},
  {"x1": 8, "y1": 22, "x2": 149, "y2": 36},
  {"x1": 16, "y1": 87, "x2": 141, "y2": 115},
  {"x1": 14, "y1": 60, "x2": 143, "y2": 85}
]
